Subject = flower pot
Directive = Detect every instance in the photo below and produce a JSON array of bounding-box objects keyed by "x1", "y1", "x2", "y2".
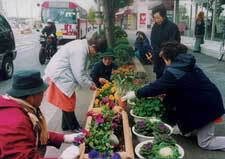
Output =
[
  {"x1": 130, "y1": 109, "x2": 148, "y2": 122},
  {"x1": 79, "y1": 111, "x2": 134, "y2": 159},
  {"x1": 132, "y1": 126, "x2": 154, "y2": 143},
  {"x1": 135, "y1": 140, "x2": 184, "y2": 159},
  {"x1": 127, "y1": 99, "x2": 135, "y2": 106},
  {"x1": 132, "y1": 123, "x2": 173, "y2": 143}
]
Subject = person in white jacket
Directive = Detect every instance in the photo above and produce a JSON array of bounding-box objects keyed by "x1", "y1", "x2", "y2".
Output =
[{"x1": 44, "y1": 34, "x2": 107, "y2": 132}]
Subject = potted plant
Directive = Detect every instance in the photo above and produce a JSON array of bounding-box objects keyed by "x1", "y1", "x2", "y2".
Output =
[
  {"x1": 130, "y1": 98, "x2": 165, "y2": 122},
  {"x1": 135, "y1": 134, "x2": 184, "y2": 159},
  {"x1": 95, "y1": 11, "x2": 103, "y2": 25},
  {"x1": 132, "y1": 119, "x2": 173, "y2": 142}
]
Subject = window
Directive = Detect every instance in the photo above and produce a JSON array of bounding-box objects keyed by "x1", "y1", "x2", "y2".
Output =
[
  {"x1": 42, "y1": 8, "x2": 77, "y2": 24},
  {"x1": 0, "y1": 15, "x2": 11, "y2": 32}
]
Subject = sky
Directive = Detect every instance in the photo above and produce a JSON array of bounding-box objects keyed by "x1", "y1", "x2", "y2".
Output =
[{"x1": 2, "y1": 0, "x2": 96, "y2": 18}]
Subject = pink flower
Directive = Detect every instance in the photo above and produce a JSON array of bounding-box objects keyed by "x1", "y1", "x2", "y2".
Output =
[
  {"x1": 74, "y1": 135, "x2": 85, "y2": 144},
  {"x1": 108, "y1": 100, "x2": 115, "y2": 109},
  {"x1": 82, "y1": 128, "x2": 90, "y2": 137},
  {"x1": 101, "y1": 97, "x2": 109, "y2": 105},
  {"x1": 94, "y1": 114, "x2": 104, "y2": 124}
]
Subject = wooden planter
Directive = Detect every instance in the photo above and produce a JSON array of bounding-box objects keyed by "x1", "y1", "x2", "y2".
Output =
[
  {"x1": 87, "y1": 91, "x2": 96, "y2": 111},
  {"x1": 79, "y1": 110, "x2": 134, "y2": 159}
]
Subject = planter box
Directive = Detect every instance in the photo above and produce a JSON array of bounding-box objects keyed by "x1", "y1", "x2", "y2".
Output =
[
  {"x1": 79, "y1": 110, "x2": 134, "y2": 159},
  {"x1": 87, "y1": 91, "x2": 96, "y2": 111}
]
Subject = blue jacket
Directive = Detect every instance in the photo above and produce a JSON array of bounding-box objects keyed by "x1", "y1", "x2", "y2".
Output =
[
  {"x1": 135, "y1": 36, "x2": 152, "y2": 55},
  {"x1": 136, "y1": 53, "x2": 225, "y2": 134}
]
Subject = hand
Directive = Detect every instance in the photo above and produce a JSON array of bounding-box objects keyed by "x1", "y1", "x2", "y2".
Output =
[
  {"x1": 99, "y1": 78, "x2": 107, "y2": 85},
  {"x1": 60, "y1": 144, "x2": 80, "y2": 159},
  {"x1": 64, "y1": 133, "x2": 83, "y2": 143},
  {"x1": 145, "y1": 52, "x2": 153, "y2": 62},
  {"x1": 121, "y1": 91, "x2": 136, "y2": 102},
  {"x1": 90, "y1": 83, "x2": 97, "y2": 91}
]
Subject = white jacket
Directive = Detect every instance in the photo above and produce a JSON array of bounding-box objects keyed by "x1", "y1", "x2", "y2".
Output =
[{"x1": 44, "y1": 39, "x2": 92, "y2": 97}]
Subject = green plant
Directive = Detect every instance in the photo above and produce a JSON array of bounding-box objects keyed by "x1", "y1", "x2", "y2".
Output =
[
  {"x1": 132, "y1": 98, "x2": 165, "y2": 118},
  {"x1": 134, "y1": 119, "x2": 171, "y2": 136},
  {"x1": 113, "y1": 44, "x2": 134, "y2": 66},
  {"x1": 140, "y1": 134, "x2": 181, "y2": 159}
]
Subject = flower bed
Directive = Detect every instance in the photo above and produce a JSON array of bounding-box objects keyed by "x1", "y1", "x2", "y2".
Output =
[{"x1": 79, "y1": 107, "x2": 134, "y2": 159}]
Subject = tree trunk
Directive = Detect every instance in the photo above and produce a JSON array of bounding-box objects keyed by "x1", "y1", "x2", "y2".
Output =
[{"x1": 102, "y1": 0, "x2": 115, "y2": 48}]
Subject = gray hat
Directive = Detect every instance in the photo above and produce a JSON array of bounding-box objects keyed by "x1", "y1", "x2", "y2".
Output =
[{"x1": 7, "y1": 70, "x2": 48, "y2": 98}]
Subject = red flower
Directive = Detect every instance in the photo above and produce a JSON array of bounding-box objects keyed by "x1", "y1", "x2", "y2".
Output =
[
  {"x1": 108, "y1": 100, "x2": 115, "y2": 109},
  {"x1": 86, "y1": 111, "x2": 94, "y2": 117},
  {"x1": 82, "y1": 128, "x2": 90, "y2": 137},
  {"x1": 101, "y1": 97, "x2": 109, "y2": 105}
]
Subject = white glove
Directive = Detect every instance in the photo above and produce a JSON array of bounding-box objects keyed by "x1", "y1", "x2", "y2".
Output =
[
  {"x1": 64, "y1": 133, "x2": 83, "y2": 143},
  {"x1": 60, "y1": 144, "x2": 80, "y2": 159},
  {"x1": 121, "y1": 91, "x2": 136, "y2": 102}
]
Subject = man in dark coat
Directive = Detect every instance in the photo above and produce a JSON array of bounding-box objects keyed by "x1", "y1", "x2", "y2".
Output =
[
  {"x1": 122, "y1": 41, "x2": 225, "y2": 151},
  {"x1": 150, "y1": 4, "x2": 181, "y2": 79},
  {"x1": 41, "y1": 19, "x2": 57, "y2": 51},
  {"x1": 90, "y1": 50, "x2": 118, "y2": 88}
]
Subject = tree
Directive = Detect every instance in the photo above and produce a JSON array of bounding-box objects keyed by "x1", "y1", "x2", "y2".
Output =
[
  {"x1": 88, "y1": 7, "x2": 96, "y2": 25},
  {"x1": 100, "y1": 0, "x2": 133, "y2": 47}
]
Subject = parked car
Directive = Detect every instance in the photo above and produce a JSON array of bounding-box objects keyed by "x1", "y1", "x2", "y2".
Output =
[{"x1": 0, "y1": 14, "x2": 17, "y2": 80}]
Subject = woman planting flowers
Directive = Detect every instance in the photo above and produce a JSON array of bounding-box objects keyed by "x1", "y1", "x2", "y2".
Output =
[{"x1": 122, "y1": 41, "x2": 225, "y2": 151}]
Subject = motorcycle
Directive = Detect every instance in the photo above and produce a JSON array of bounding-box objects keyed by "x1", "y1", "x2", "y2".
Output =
[{"x1": 39, "y1": 33, "x2": 57, "y2": 65}]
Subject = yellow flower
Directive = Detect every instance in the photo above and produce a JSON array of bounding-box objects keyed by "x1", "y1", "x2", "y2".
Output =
[
  {"x1": 114, "y1": 94, "x2": 119, "y2": 101},
  {"x1": 109, "y1": 95, "x2": 115, "y2": 101},
  {"x1": 96, "y1": 90, "x2": 100, "y2": 97},
  {"x1": 95, "y1": 99, "x2": 99, "y2": 105},
  {"x1": 111, "y1": 87, "x2": 116, "y2": 93}
]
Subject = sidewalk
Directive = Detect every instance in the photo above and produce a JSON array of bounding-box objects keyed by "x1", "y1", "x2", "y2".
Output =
[{"x1": 126, "y1": 29, "x2": 224, "y2": 61}]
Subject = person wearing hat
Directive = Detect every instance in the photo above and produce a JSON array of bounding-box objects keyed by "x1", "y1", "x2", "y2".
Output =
[
  {"x1": 0, "y1": 70, "x2": 82, "y2": 158},
  {"x1": 90, "y1": 49, "x2": 118, "y2": 88},
  {"x1": 41, "y1": 19, "x2": 57, "y2": 51},
  {"x1": 42, "y1": 19, "x2": 57, "y2": 37},
  {"x1": 44, "y1": 33, "x2": 107, "y2": 133}
]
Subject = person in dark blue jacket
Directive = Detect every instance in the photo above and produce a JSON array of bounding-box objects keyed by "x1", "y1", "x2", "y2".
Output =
[
  {"x1": 122, "y1": 41, "x2": 225, "y2": 151},
  {"x1": 134, "y1": 31, "x2": 152, "y2": 64},
  {"x1": 150, "y1": 4, "x2": 180, "y2": 79},
  {"x1": 90, "y1": 50, "x2": 117, "y2": 88}
]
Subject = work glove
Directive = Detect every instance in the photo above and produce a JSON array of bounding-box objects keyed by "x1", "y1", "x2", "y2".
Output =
[
  {"x1": 60, "y1": 144, "x2": 80, "y2": 159},
  {"x1": 121, "y1": 91, "x2": 136, "y2": 102},
  {"x1": 64, "y1": 133, "x2": 83, "y2": 143}
]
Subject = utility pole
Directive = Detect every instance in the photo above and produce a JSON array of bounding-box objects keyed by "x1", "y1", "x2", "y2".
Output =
[
  {"x1": 205, "y1": 0, "x2": 209, "y2": 40},
  {"x1": 211, "y1": 0, "x2": 217, "y2": 40}
]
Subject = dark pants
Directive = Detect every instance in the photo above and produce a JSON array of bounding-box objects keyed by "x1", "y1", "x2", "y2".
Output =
[
  {"x1": 62, "y1": 110, "x2": 81, "y2": 131},
  {"x1": 153, "y1": 54, "x2": 165, "y2": 79}
]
